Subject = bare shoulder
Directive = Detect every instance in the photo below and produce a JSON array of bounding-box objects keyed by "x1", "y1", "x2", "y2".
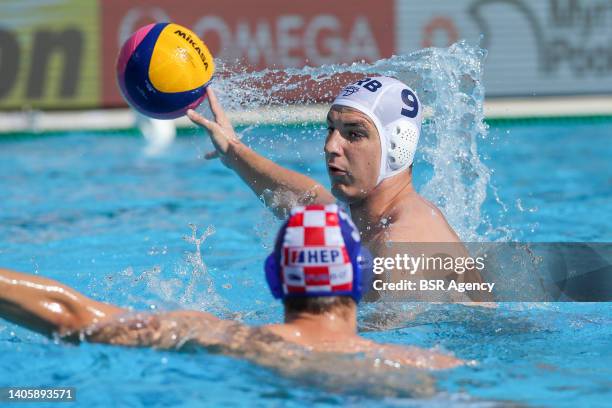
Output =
[
  {"x1": 264, "y1": 325, "x2": 463, "y2": 370},
  {"x1": 387, "y1": 194, "x2": 460, "y2": 243}
]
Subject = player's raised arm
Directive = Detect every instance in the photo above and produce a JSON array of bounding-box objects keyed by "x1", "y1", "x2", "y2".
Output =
[
  {"x1": 187, "y1": 87, "x2": 335, "y2": 218},
  {"x1": 0, "y1": 268, "x2": 124, "y2": 338}
]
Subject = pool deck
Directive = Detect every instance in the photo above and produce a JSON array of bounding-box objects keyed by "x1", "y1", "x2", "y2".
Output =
[{"x1": 1, "y1": 95, "x2": 612, "y2": 133}]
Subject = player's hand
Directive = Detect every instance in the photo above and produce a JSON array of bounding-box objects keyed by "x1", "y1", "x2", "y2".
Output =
[{"x1": 187, "y1": 87, "x2": 239, "y2": 161}]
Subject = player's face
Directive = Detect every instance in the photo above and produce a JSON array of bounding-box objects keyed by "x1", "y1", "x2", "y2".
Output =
[{"x1": 324, "y1": 105, "x2": 381, "y2": 203}]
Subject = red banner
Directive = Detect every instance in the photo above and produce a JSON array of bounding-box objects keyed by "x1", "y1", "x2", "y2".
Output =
[{"x1": 101, "y1": 0, "x2": 395, "y2": 107}]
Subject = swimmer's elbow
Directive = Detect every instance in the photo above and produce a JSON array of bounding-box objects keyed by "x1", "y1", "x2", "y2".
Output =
[
  {"x1": 294, "y1": 185, "x2": 335, "y2": 212},
  {"x1": 40, "y1": 298, "x2": 96, "y2": 339},
  {"x1": 267, "y1": 184, "x2": 335, "y2": 220},
  {"x1": 311, "y1": 184, "x2": 335, "y2": 204},
  {"x1": 0, "y1": 298, "x2": 83, "y2": 340}
]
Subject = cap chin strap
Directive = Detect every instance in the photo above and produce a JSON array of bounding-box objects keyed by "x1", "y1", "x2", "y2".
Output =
[{"x1": 332, "y1": 100, "x2": 417, "y2": 185}]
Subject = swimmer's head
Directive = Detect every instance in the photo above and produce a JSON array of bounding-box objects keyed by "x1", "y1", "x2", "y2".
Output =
[
  {"x1": 325, "y1": 76, "x2": 422, "y2": 202},
  {"x1": 265, "y1": 204, "x2": 372, "y2": 306}
]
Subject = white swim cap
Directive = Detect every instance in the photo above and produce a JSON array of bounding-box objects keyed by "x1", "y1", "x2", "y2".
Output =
[{"x1": 332, "y1": 76, "x2": 422, "y2": 185}]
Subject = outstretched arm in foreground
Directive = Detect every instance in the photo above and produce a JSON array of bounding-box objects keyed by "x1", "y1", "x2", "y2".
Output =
[
  {"x1": 187, "y1": 87, "x2": 335, "y2": 218},
  {"x1": 0, "y1": 268, "x2": 125, "y2": 337},
  {"x1": 0, "y1": 268, "x2": 463, "y2": 382},
  {"x1": 0, "y1": 268, "x2": 224, "y2": 347}
]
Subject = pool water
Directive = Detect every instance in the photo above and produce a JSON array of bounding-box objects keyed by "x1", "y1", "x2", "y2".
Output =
[{"x1": 0, "y1": 119, "x2": 611, "y2": 407}]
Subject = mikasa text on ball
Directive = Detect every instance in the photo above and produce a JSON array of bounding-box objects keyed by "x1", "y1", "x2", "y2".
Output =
[{"x1": 117, "y1": 22, "x2": 214, "y2": 119}]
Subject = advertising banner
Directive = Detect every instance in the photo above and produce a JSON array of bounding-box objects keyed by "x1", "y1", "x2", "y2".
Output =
[
  {"x1": 396, "y1": 0, "x2": 612, "y2": 97},
  {"x1": 1, "y1": 0, "x2": 611, "y2": 111},
  {"x1": 0, "y1": 0, "x2": 99, "y2": 109},
  {"x1": 100, "y1": 0, "x2": 395, "y2": 107}
]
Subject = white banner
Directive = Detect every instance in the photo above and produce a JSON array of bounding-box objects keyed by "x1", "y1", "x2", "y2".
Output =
[{"x1": 396, "y1": 0, "x2": 612, "y2": 97}]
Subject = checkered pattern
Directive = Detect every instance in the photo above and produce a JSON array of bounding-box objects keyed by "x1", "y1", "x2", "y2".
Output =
[{"x1": 280, "y1": 204, "x2": 354, "y2": 296}]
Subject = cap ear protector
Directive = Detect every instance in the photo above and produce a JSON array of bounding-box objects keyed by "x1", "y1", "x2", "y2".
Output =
[
  {"x1": 265, "y1": 222, "x2": 288, "y2": 299},
  {"x1": 385, "y1": 119, "x2": 420, "y2": 170},
  {"x1": 265, "y1": 254, "x2": 282, "y2": 299}
]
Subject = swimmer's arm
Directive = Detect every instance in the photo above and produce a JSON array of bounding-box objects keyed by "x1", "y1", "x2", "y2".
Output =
[
  {"x1": 226, "y1": 142, "x2": 335, "y2": 217},
  {"x1": 187, "y1": 88, "x2": 335, "y2": 218},
  {"x1": 0, "y1": 268, "x2": 124, "y2": 338},
  {"x1": 85, "y1": 310, "x2": 239, "y2": 351},
  {"x1": 0, "y1": 269, "x2": 254, "y2": 352}
]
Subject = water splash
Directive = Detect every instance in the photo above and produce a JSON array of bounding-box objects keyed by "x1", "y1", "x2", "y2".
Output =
[
  {"x1": 86, "y1": 224, "x2": 226, "y2": 314},
  {"x1": 180, "y1": 223, "x2": 219, "y2": 308},
  {"x1": 140, "y1": 224, "x2": 226, "y2": 313},
  {"x1": 200, "y1": 41, "x2": 510, "y2": 241}
]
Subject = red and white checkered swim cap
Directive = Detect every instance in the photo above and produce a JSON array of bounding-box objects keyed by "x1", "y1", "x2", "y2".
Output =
[{"x1": 265, "y1": 204, "x2": 368, "y2": 302}]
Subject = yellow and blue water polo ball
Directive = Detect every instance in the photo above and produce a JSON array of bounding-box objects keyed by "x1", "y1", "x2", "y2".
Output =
[{"x1": 116, "y1": 22, "x2": 214, "y2": 119}]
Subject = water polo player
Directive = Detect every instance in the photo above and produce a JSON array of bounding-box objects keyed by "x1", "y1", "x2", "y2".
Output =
[
  {"x1": 187, "y1": 77, "x2": 489, "y2": 300},
  {"x1": 188, "y1": 77, "x2": 460, "y2": 245},
  {"x1": 0, "y1": 205, "x2": 461, "y2": 371}
]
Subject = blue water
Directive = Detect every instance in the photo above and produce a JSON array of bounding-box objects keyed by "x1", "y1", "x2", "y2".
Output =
[{"x1": 0, "y1": 120, "x2": 611, "y2": 407}]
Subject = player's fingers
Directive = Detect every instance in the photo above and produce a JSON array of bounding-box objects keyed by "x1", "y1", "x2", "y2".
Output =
[
  {"x1": 206, "y1": 87, "x2": 230, "y2": 126},
  {"x1": 187, "y1": 109, "x2": 220, "y2": 133}
]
